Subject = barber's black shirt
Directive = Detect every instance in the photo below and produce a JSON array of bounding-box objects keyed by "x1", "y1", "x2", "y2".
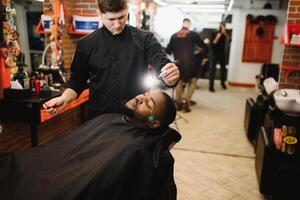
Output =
[
  {"x1": 165, "y1": 27, "x2": 207, "y2": 81},
  {"x1": 211, "y1": 31, "x2": 226, "y2": 61},
  {"x1": 68, "y1": 25, "x2": 170, "y2": 118}
]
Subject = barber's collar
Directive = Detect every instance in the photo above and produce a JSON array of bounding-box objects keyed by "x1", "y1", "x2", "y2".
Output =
[{"x1": 103, "y1": 25, "x2": 129, "y2": 37}]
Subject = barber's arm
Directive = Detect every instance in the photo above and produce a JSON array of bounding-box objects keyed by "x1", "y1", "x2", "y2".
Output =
[
  {"x1": 165, "y1": 35, "x2": 175, "y2": 55},
  {"x1": 213, "y1": 32, "x2": 222, "y2": 44},
  {"x1": 43, "y1": 40, "x2": 89, "y2": 114},
  {"x1": 145, "y1": 33, "x2": 179, "y2": 87},
  {"x1": 196, "y1": 34, "x2": 209, "y2": 56},
  {"x1": 43, "y1": 88, "x2": 78, "y2": 114}
]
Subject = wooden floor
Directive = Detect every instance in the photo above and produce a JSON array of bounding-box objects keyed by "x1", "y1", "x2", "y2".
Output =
[{"x1": 166, "y1": 81, "x2": 265, "y2": 200}]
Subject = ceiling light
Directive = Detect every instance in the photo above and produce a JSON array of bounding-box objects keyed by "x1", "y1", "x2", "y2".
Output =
[
  {"x1": 180, "y1": 8, "x2": 225, "y2": 13},
  {"x1": 188, "y1": 0, "x2": 225, "y2": 1},
  {"x1": 173, "y1": 4, "x2": 225, "y2": 9},
  {"x1": 154, "y1": 0, "x2": 168, "y2": 6},
  {"x1": 227, "y1": 0, "x2": 234, "y2": 11}
]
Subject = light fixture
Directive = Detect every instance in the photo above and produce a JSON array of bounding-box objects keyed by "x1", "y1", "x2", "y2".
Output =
[
  {"x1": 173, "y1": 4, "x2": 225, "y2": 9},
  {"x1": 186, "y1": 0, "x2": 225, "y2": 1},
  {"x1": 180, "y1": 8, "x2": 225, "y2": 13},
  {"x1": 176, "y1": 5, "x2": 226, "y2": 13},
  {"x1": 154, "y1": 0, "x2": 168, "y2": 7},
  {"x1": 35, "y1": 0, "x2": 44, "y2": 2},
  {"x1": 227, "y1": 0, "x2": 234, "y2": 11}
]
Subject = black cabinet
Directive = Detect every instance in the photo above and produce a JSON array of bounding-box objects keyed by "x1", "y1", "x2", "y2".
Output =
[{"x1": 0, "y1": 91, "x2": 61, "y2": 146}]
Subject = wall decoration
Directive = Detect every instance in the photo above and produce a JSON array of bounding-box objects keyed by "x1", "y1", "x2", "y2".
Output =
[{"x1": 242, "y1": 15, "x2": 277, "y2": 63}]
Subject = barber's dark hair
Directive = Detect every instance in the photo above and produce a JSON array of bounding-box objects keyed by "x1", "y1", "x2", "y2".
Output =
[
  {"x1": 183, "y1": 18, "x2": 191, "y2": 23},
  {"x1": 158, "y1": 92, "x2": 177, "y2": 129},
  {"x1": 97, "y1": 0, "x2": 128, "y2": 13},
  {"x1": 220, "y1": 21, "x2": 226, "y2": 28}
]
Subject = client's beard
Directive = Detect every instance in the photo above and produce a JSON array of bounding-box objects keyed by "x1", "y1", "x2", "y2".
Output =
[
  {"x1": 119, "y1": 100, "x2": 135, "y2": 118},
  {"x1": 119, "y1": 100, "x2": 148, "y2": 125}
]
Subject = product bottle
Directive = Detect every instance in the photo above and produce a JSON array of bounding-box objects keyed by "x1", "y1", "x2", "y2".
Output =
[{"x1": 35, "y1": 78, "x2": 40, "y2": 96}]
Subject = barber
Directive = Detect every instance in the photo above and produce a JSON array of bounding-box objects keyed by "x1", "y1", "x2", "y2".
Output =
[{"x1": 43, "y1": 0, "x2": 179, "y2": 119}]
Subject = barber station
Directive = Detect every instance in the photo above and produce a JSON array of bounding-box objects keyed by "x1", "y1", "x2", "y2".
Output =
[{"x1": 0, "y1": 0, "x2": 300, "y2": 199}]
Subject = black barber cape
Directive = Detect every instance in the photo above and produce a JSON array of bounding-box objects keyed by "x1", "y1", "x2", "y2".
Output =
[
  {"x1": 0, "y1": 114, "x2": 178, "y2": 200},
  {"x1": 68, "y1": 25, "x2": 170, "y2": 118}
]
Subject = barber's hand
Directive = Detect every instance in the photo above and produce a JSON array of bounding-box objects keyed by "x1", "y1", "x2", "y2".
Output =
[
  {"x1": 42, "y1": 96, "x2": 67, "y2": 115},
  {"x1": 159, "y1": 63, "x2": 180, "y2": 87},
  {"x1": 221, "y1": 26, "x2": 227, "y2": 34}
]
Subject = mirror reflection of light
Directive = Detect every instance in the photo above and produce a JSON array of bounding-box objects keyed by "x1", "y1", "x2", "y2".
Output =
[{"x1": 144, "y1": 73, "x2": 159, "y2": 89}]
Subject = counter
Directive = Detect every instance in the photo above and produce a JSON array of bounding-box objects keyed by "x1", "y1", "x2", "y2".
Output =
[{"x1": 0, "y1": 89, "x2": 89, "y2": 152}]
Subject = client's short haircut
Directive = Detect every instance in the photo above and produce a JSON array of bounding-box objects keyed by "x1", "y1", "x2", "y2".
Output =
[
  {"x1": 97, "y1": 0, "x2": 128, "y2": 13},
  {"x1": 158, "y1": 92, "x2": 177, "y2": 129}
]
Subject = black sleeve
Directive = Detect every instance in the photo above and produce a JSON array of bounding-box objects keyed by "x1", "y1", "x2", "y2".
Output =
[
  {"x1": 196, "y1": 34, "x2": 209, "y2": 55},
  {"x1": 67, "y1": 40, "x2": 90, "y2": 96},
  {"x1": 165, "y1": 35, "x2": 174, "y2": 55},
  {"x1": 211, "y1": 31, "x2": 218, "y2": 40},
  {"x1": 145, "y1": 32, "x2": 170, "y2": 76}
]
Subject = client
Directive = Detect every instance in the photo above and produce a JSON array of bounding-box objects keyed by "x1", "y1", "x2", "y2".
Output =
[{"x1": 0, "y1": 90, "x2": 181, "y2": 200}]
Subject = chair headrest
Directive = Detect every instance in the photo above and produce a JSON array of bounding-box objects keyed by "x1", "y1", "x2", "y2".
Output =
[{"x1": 161, "y1": 127, "x2": 182, "y2": 144}]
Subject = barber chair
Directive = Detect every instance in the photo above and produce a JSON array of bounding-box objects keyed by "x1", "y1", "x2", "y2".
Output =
[
  {"x1": 244, "y1": 77, "x2": 278, "y2": 148},
  {"x1": 162, "y1": 128, "x2": 182, "y2": 150},
  {"x1": 255, "y1": 104, "x2": 300, "y2": 200},
  {"x1": 244, "y1": 91, "x2": 274, "y2": 147},
  {"x1": 244, "y1": 98, "x2": 257, "y2": 142},
  {"x1": 255, "y1": 64, "x2": 279, "y2": 92}
]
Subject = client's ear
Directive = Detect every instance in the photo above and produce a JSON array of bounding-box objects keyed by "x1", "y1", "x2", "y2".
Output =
[{"x1": 149, "y1": 120, "x2": 161, "y2": 129}]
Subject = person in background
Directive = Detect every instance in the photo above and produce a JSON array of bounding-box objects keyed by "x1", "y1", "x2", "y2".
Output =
[
  {"x1": 209, "y1": 21, "x2": 229, "y2": 92},
  {"x1": 0, "y1": 90, "x2": 181, "y2": 200},
  {"x1": 43, "y1": 0, "x2": 179, "y2": 119},
  {"x1": 166, "y1": 18, "x2": 207, "y2": 112}
]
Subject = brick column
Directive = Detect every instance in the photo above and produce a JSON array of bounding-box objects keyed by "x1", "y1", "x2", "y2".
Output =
[
  {"x1": 43, "y1": 0, "x2": 98, "y2": 79},
  {"x1": 280, "y1": 0, "x2": 300, "y2": 89}
]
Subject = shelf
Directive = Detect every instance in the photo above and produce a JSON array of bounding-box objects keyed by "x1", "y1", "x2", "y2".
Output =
[
  {"x1": 69, "y1": 14, "x2": 101, "y2": 36},
  {"x1": 35, "y1": 19, "x2": 51, "y2": 34},
  {"x1": 280, "y1": 65, "x2": 300, "y2": 78},
  {"x1": 68, "y1": 22, "x2": 91, "y2": 36},
  {"x1": 282, "y1": 24, "x2": 300, "y2": 46}
]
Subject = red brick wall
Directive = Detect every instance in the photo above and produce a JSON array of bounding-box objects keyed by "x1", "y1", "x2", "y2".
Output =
[
  {"x1": 65, "y1": 0, "x2": 98, "y2": 77},
  {"x1": 43, "y1": 0, "x2": 98, "y2": 79},
  {"x1": 0, "y1": 1, "x2": 97, "y2": 152},
  {"x1": 280, "y1": 0, "x2": 300, "y2": 89}
]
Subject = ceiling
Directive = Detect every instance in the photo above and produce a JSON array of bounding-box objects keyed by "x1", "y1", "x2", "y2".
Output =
[
  {"x1": 152, "y1": 0, "x2": 287, "y2": 28},
  {"x1": 154, "y1": 0, "x2": 287, "y2": 14}
]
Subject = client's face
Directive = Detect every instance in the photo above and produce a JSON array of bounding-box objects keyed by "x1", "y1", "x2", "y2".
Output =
[{"x1": 125, "y1": 90, "x2": 165, "y2": 123}]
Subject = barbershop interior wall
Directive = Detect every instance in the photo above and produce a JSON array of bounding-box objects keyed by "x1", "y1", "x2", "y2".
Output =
[
  {"x1": 14, "y1": 2, "x2": 287, "y2": 84},
  {"x1": 226, "y1": 8, "x2": 286, "y2": 85},
  {"x1": 155, "y1": 7, "x2": 287, "y2": 85}
]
